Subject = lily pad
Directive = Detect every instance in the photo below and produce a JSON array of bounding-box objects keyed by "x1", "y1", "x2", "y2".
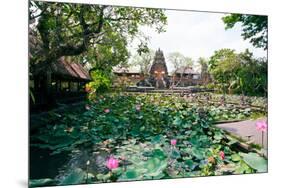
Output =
[
  {"x1": 152, "y1": 148, "x2": 167, "y2": 160},
  {"x1": 173, "y1": 116, "x2": 182, "y2": 126},
  {"x1": 191, "y1": 147, "x2": 205, "y2": 160},
  {"x1": 231, "y1": 153, "x2": 241, "y2": 162},
  {"x1": 171, "y1": 149, "x2": 181, "y2": 159},
  {"x1": 59, "y1": 168, "x2": 86, "y2": 185},
  {"x1": 240, "y1": 152, "x2": 267, "y2": 172},
  {"x1": 143, "y1": 157, "x2": 168, "y2": 177},
  {"x1": 29, "y1": 178, "x2": 57, "y2": 187}
]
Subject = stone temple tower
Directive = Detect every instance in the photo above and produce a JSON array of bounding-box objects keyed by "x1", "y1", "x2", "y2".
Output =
[
  {"x1": 149, "y1": 48, "x2": 168, "y2": 76},
  {"x1": 149, "y1": 49, "x2": 169, "y2": 88}
]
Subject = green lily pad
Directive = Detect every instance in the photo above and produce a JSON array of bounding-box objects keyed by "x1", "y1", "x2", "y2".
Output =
[
  {"x1": 173, "y1": 116, "x2": 182, "y2": 126},
  {"x1": 29, "y1": 178, "x2": 57, "y2": 187},
  {"x1": 59, "y1": 168, "x2": 86, "y2": 185},
  {"x1": 240, "y1": 152, "x2": 267, "y2": 172},
  {"x1": 152, "y1": 148, "x2": 167, "y2": 160},
  {"x1": 214, "y1": 132, "x2": 224, "y2": 140},
  {"x1": 96, "y1": 173, "x2": 112, "y2": 182},
  {"x1": 143, "y1": 157, "x2": 168, "y2": 177},
  {"x1": 191, "y1": 147, "x2": 205, "y2": 160},
  {"x1": 151, "y1": 135, "x2": 163, "y2": 144},
  {"x1": 185, "y1": 159, "x2": 197, "y2": 170},
  {"x1": 118, "y1": 169, "x2": 142, "y2": 181},
  {"x1": 231, "y1": 153, "x2": 241, "y2": 162},
  {"x1": 171, "y1": 149, "x2": 181, "y2": 159}
]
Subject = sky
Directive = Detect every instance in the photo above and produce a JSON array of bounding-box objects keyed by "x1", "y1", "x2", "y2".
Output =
[{"x1": 128, "y1": 9, "x2": 267, "y2": 72}]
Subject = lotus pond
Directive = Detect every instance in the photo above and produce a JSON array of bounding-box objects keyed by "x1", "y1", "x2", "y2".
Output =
[{"x1": 30, "y1": 93, "x2": 267, "y2": 187}]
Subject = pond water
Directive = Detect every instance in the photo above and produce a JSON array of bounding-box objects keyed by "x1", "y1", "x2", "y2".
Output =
[
  {"x1": 30, "y1": 146, "x2": 110, "y2": 182},
  {"x1": 29, "y1": 147, "x2": 70, "y2": 179}
]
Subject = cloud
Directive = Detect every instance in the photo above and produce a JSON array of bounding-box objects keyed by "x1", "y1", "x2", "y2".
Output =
[{"x1": 129, "y1": 9, "x2": 267, "y2": 71}]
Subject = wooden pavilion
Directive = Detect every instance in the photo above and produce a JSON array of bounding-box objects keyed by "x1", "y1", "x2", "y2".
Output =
[{"x1": 30, "y1": 56, "x2": 91, "y2": 111}]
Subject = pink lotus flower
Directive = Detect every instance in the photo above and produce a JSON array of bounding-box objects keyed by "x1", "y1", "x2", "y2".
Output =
[
  {"x1": 135, "y1": 104, "x2": 141, "y2": 111},
  {"x1": 256, "y1": 120, "x2": 267, "y2": 132},
  {"x1": 219, "y1": 151, "x2": 225, "y2": 160},
  {"x1": 106, "y1": 156, "x2": 119, "y2": 170},
  {"x1": 170, "y1": 139, "x2": 177, "y2": 146},
  {"x1": 104, "y1": 108, "x2": 110, "y2": 113}
]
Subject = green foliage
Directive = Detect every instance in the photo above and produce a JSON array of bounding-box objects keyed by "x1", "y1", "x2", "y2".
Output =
[
  {"x1": 29, "y1": 1, "x2": 167, "y2": 69},
  {"x1": 29, "y1": 178, "x2": 57, "y2": 187},
  {"x1": 131, "y1": 49, "x2": 155, "y2": 75},
  {"x1": 209, "y1": 49, "x2": 267, "y2": 96},
  {"x1": 222, "y1": 14, "x2": 268, "y2": 50},
  {"x1": 30, "y1": 94, "x2": 266, "y2": 186},
  {"x1": 119, "y1": 169, "x2": 141, "y2": 181},
  {"x1": 59, "y1": 168, "x2": 86, "y2": 185},
  {"x1": 240, "y1": 152, "x2": 267, "y2": 172},
  {"x1": 87, "y1": 69, "x2": 112, "y2": 94}
]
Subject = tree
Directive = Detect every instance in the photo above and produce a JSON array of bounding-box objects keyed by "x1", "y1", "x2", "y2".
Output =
[
  {"x1": 29, "y1": 1, "x2": 167, "y2": 100},
  {"x1": 168, "y1": 52, "x2": 194, "y2": 87},
  {"x1": 222, "y1": 14, "x2": 268, "y2": 50},
  {"x1": 209, "y1": 49, "x2": 240, "y2": 94},
  {"x1": 209, "y1": 48, "x2": 267, "y2": 96},
  {"x1": 197, "y1": 57, "x2": 210, "y2": 84},
  {"x1": 131, "y1": 49, "x2": 155, "y2": 76},
  {"x1": 235, "y1": 50, "x2": 267, "y2": 96},
  {"x1": 168, "y1": 52, "x2": 193, "y2": 71},
  {"x1": 29, "y1": 1, "x2": 167, "y2": 67}
]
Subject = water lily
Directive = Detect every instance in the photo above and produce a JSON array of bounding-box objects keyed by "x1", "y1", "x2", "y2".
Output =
[
  {"x1": 104, "y1": 108, "x2": 110, "y2": 113},
  {"x1": 219, "y1": 151, "x2": 225, "y2": 160},
  {"x1": 256, "y1": 120, "x2": 267, "y2": 147},
  {"x1": 106, "y1": 156, "x2": 119, "y2": 170},
  {"x1": 135, "y1": 104, "x2": 141, "y2": 111},
  {"x1": 256, "y1": 120, "x2": 267, "y2": 132},
  {"x1": 170, "y1": 139, "x2": 177, "y2": 146}
]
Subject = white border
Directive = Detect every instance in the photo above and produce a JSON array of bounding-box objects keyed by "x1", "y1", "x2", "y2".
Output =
[{"x1": 1, "y1": 0, "x2": 280, "y2": 188}]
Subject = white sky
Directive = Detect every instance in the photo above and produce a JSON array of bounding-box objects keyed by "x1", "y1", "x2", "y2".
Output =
[{"x1": 129, "y1": 9, "x2": 267, "y2": 72}]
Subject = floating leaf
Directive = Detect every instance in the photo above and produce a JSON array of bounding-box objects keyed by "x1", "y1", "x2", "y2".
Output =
[
  {"x1": 96, "y1": 173, "x2": 111, "y2": 182},
  {"x1": 173, "y1": 116, "x2": 182, "y2": 126},
  {"x1": 152, "y1": 148, "x2": 166, "y2": 160},
  {"x1": 191, "y1": 147, "x2": 205, "y2": 160},
  {"x1": 171, "y1": 149, "x2": 181, "y2": 159},
  {"x1": 29, "y1": 178, "x2": 57, "y2": 187},
  {"x1": 231, "y1": 153, "x2": 241, "y2": 162},
  {"x1": 143, "y1": 157, "x2": 168, "y2": 177},
  {"x1": 240, "y1": 152, "x2": 267, "y2": 172},
  {"x1": 118, "y1": 169, "x2": 142, "y2": 181},
  {"x1": 185, "y1": 159, "x2": 197, "y2": 170},
  {"x1": 151, "y1": 135, "x2": 162, "y2": 144},
  {"x1": 214, "y1": 132, "x2": 224, "y2": 140},
  {"x1": 59, "y1": 168, "x2": 86, "y2": 185}
]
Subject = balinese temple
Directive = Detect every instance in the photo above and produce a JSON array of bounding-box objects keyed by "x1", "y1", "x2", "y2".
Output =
[
  {"x1": 148, "y1": 48, "x2": 170, "y2": 89},
  {"x1": 149, "y1": 49, "x2": 168, "y2": 77},
  {"x1": 113, "y1": 48, "x2": 210, "y2": 89}
]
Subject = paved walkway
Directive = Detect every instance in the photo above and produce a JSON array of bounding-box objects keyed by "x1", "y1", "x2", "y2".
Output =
[{"x1": 216, "y1": 119, "x2": 268, "y2": 152}]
